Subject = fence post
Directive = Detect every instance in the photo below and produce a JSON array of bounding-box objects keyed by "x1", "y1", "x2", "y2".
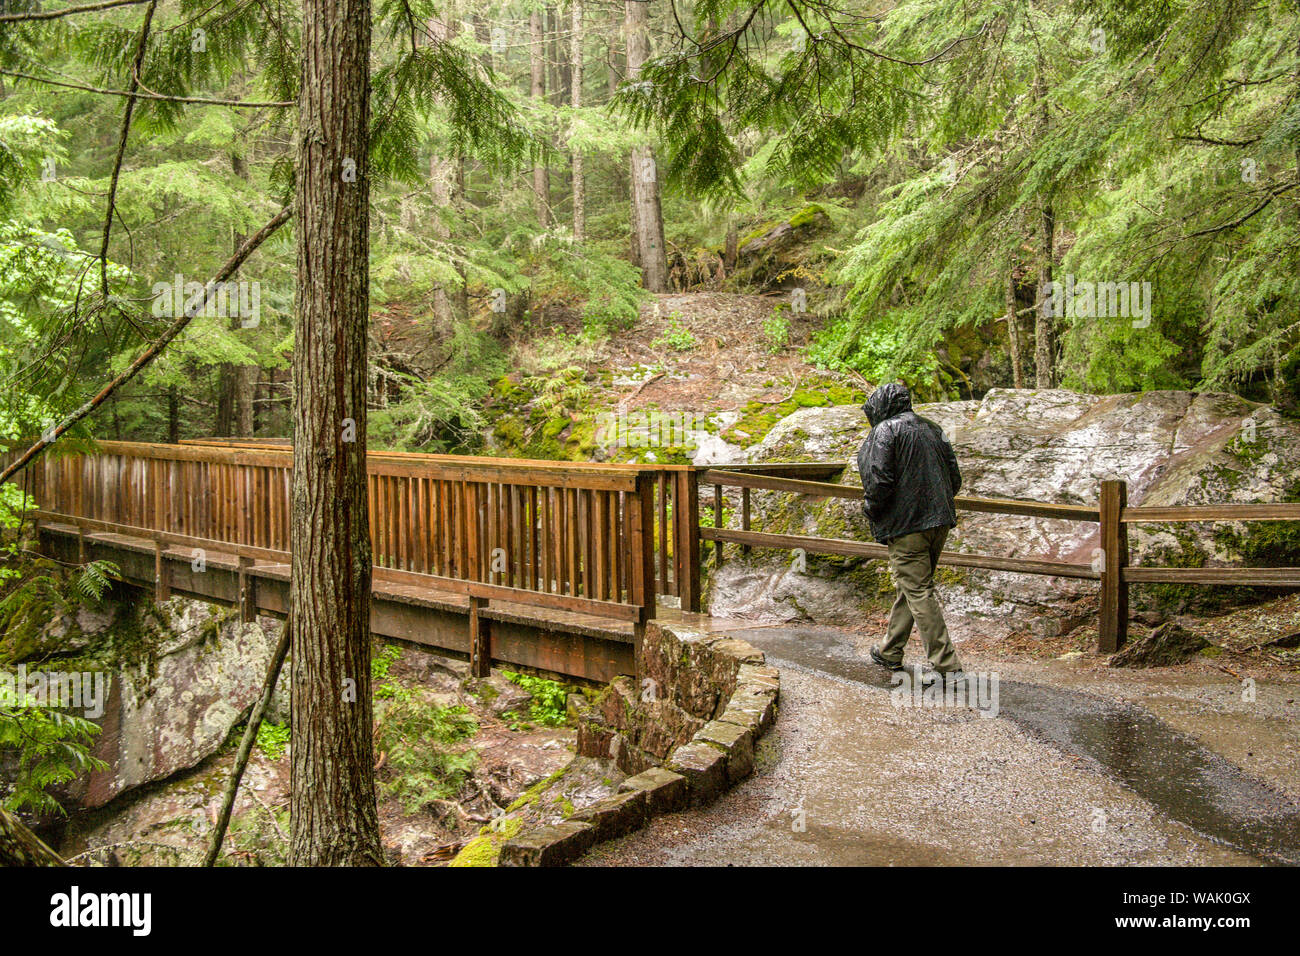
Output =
[
  {"x1": 712, "y1": 484, "x2": 724, "y2": 569},
  {"x1": 154, "y1": 541, "x2": 171, "y2": 603},
  {"x1": 468, "y1": 595, "x2": 490, "y2": 678},
  {"x1": 1098, "y1": 479, "x2": 1129, "y2": 653},
  {"x1": 741, "y1": 487, "x2": 751, "y2": 557},
  {"x1": 630, "y1": 474, "x2": 658, "y2": 679},
  {"x1": 676, "y1": 468, "x2": 701, "y2": 613},
  {"x1": 237, "y1": 555, "x2": 255, "y2": 623}
]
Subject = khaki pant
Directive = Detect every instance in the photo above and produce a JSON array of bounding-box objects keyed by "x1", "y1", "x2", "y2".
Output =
[{"x1": 878, "y1": 526, "x2": 961, "y2": 673}]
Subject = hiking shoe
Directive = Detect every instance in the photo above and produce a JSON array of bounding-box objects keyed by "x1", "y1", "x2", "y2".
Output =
[
  {"x1": 925, "y1": 669, "x2": 966, "y2": 687},
  {"x1": 869, "y1": 646, "x2": 904, "y2": 671}
]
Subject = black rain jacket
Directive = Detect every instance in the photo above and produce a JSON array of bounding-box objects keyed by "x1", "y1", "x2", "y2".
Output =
[{"x1": 856, "y1": 383, "x2": 962, "y2": 544}]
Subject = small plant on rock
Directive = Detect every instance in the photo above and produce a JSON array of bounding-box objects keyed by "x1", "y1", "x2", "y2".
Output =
[{"x1": 652, "y1": 312, "x2": 697, "y2": 352}]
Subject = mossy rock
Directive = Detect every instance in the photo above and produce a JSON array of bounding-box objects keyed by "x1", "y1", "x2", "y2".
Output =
[{"x1": 447, "y1": 815, "x2": 524, "y2": 867}]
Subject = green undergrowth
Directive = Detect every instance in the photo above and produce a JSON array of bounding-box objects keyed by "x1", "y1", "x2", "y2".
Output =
[
  {"x1": 372, "y1": 643, "x2": 480, "y2": 815},
  {"x1": 255, "y1": 721, "x2": 290, "y2": 761},
  {"x1": 500, "y1": 670, "x2": 570, "y2": 729}
]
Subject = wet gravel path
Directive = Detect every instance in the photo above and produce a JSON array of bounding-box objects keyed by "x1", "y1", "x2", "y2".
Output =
[{"x1": 579, "y1": 626, "x2": 1300, "y2": 866}]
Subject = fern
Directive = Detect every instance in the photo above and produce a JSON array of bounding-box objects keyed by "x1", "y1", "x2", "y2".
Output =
[{"x1": 0, "y1": 702, "x2": 108, "y2": 815}]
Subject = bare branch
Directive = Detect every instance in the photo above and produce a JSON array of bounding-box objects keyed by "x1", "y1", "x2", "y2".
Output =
[
  {"x1": 98, "y1": 0, "x2": 157, "y2": 299},
  {"x1": 0, "y1": 68, "x2": 293, "y2": 108},
  {"x1": 0, "y1": 0, "x2": 152, "y2": 22},
  {"x1": 0, "y1": 204, "x2": 293, "y2": 487}
]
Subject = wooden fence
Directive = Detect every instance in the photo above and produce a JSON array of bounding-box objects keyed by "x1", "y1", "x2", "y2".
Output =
[
  {"x1": 16, "y1": 442, "x2": 704, "y2": 675},
  {"x1": 700, "y1": 469, "x2": 1300, "y2": 651},
  {"x1": 13, "y1": 439, "x2": 1300, "y2": 656},
  {"x1": 171, "y1": 438, "x2": 703, "y2": 611}
]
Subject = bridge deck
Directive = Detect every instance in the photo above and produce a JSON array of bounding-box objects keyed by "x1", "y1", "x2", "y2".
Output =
[{"x1": 40, "y1": 521, "x2": 662, "y2": 684}]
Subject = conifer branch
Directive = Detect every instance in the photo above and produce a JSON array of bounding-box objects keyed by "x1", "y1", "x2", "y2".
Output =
[{"x1": 0, "y1": 204, "x2": 292, "y2": 488}]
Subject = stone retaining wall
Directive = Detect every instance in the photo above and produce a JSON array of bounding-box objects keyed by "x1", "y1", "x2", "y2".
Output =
[{"x1": 499, "y1": 620, "x2": 779, "y2": 866}]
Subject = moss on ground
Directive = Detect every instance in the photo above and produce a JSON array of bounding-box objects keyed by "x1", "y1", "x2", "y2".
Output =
[{"x1": 722, "y1": 380, "x2": 865, "y2": 449}]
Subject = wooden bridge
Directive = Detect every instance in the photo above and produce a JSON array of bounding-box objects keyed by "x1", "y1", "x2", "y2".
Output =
[{"x1": 12, "y1": 439, "x2": 1300, "y2": 683}]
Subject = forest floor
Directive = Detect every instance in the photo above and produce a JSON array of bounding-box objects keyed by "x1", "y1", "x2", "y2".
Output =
[
  {"x1": 573, "y1": 292, "x2": 848, "y2": 417},
  {"x1": 56, "y1": 643, "x2": 623, "y2": 867},
  {"x1": 478, "y1": 292, "x2": 867, "y2": 462}
]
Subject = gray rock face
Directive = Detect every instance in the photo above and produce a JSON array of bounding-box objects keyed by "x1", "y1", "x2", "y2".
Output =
[
  {"x1": 708, "y1": 388, "x2": 1300, "y2": 640},
  {"x1": 68, "y1": 600, "x2": 281, "y2": 809}
]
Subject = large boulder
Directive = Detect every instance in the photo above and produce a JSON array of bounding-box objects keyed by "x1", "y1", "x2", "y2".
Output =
[
  {"x1": 707, "y1": 388, "x2": 1300, "y2": 640},
  {"x1": 61, "y1": 600, "x2": 282, "y2": 809}
]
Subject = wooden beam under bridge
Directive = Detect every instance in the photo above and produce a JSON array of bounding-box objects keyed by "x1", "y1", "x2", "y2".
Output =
[{"x1": 38, "y1": 523, "x2": 635, "y2": 686}]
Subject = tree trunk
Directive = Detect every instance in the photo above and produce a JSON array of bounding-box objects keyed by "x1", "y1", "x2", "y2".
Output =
[
  {"x1": 1277, "y1": 44, "x2": 1300, "y2": 412},
  {"x1": 1006, "y1": 261, "x2": 1023, "y2": 388},
  {"x1": 608, "y1": 33, "x2": 628, "y2": 204},
  {"x1": 571, "y1": 0, "x2": 585, "y2": 241},
  {"x1": 474, "y1": 13, "x2": 493, "y2": 72},
  {"x1": 530, "y1": 9, "x2": 549, "y2": 227},
  {"x1": 431, "y1": 158, "x2": 453, "y2": 327},
  {"x1": 1035, "y1": 201, "x2": 1056, "y2": 388},
  {"x1": 625, "y1": 0, "x2": 667, "y2": 291},
  {"x1": 723, "y1": 221, "x2": 738, "y2": 273},
  {"x1": 455, "y1": 157, "x2": 470, "y2": 320},
  {"x1": 215, "y1": 364, "x2": 235, "y2": 435},
  {"x1": 231, "y1": 149, "x2": 256, "y2": 437},
  {"x1": 0, "y1": 808, "x2": 64, "y2": 866},
  {"x1": 429, "y1": 12, "x2": 465, "y2": 327},
  {"x1": 551, "y1": 6, "x2": 570, "y2": 106},
  {"x1": 1032, "y1": 62, "x2": 1057, "y2": 389},
  {"x1": 167, "y1": 384, "x2": 180, "y2": 442},
  {"x1": 291, "y1": 0, "x2": 383, "y2": 867},
  {"x1": 234, "y1": 366, "x2": 254, "y2": 436}
]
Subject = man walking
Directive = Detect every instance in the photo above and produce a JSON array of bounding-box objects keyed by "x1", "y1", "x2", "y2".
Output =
[{"x1": 857, "y1": 383, "x2": 964, "y2": 683}]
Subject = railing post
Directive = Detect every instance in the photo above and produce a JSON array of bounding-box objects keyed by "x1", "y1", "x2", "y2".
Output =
[
  {"x1": 468, "y1": 595, "x2": 490, "y2": 678},
  {"x1": 628, "y1": 474, "x2": 658, "y2": 679},
  {"x1": 1098, "y1": 479, "x2": 1129, "y2": 653},
  {"x1": 676, "y1": 468, "x2": 701, "y2": 613},
  {"x1": 238, "y1": 555, "x2": 255, "y2": 623},
  {"x1": 740, "y1": 486, "x2": 751, "y2": 556},
  {"x1": 154, "y1": 540, "x2": 171, "y2": 603},
  {"x1": 712, "y1": 483, "x2": 724, "y2": 569}
]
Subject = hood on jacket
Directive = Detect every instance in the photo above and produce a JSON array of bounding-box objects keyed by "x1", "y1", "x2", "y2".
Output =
[{"x1": 863, "y1": 383, "x2": 913, "y2": 427}]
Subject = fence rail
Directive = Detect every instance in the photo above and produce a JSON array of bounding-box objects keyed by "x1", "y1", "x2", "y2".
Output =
[
  {"x1": 14, "y1": 443, "x2": 698, "y2": 669},
  {"x1": 700, "y1": 468, "x2": 1300, "y2": 651},
  {"x1": 12, "y1": 440, "x2": 1299, "y2": 657},
  {"x1": 182, "y1": 439, "x2": 704, "y2": 608}
]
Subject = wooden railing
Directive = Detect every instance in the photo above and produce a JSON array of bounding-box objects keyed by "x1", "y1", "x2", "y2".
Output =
[
  {"x1": 171, "y1": 439, "x2": 702, "y2": 610},
  {"x1": 700, "y1": 469, "x2": 1300, "y2": 651},
  {"x1": 17, "y1": 439, "x2": 1295, "y2": 656},
  {"x1": 18, "y1": 443, "x2": 693, "y2": 662}
]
